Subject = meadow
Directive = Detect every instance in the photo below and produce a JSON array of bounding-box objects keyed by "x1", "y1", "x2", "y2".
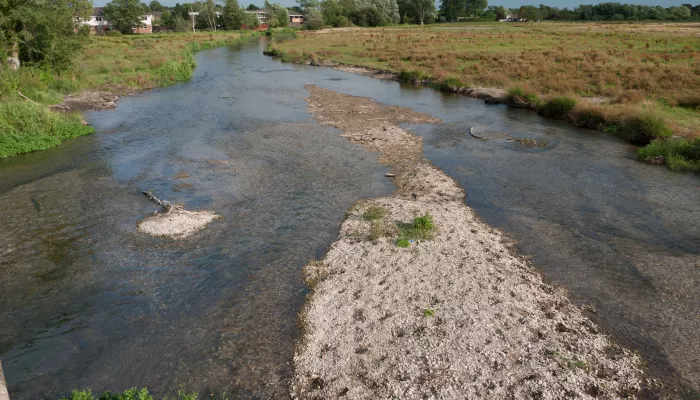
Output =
[
  {"x1": 269, "y1": 22, "x2": 700, "y2": 171},
  {"x1": 0, "y1": 31, "x2": 257, "y2": 158}
]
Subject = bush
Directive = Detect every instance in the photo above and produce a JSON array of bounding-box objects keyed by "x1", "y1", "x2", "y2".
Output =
[
  {"x1": 440, "y1": 76, "x2": 463, "y2": 92},
  {"x1": 537, "y1": 97, "x2": 577, "y2": 118},
  {"x1": 363, "y1": 205, "x2": 386, "y2": 220},
  {"x1": 638, "y1": 137, "x2": 700, "y2": 171},
  {"x1": 350, "y1": 7, "x2": 386, "y2": 27},
  {"x1": 570, "y1": 103, "x2": 609, "y2": 129},
  {"x1": 263, "y1": 45, "x2": 284, "y2": 57},
  {"x1": 105, "y1": 30, "x2": 123, "y2": 37},
  {"x1": 621, "y1": 112, "x2": 672, "y2": 145},
  {"x1": 0, "y1": 102, "x2": 94, "y2": 158}
]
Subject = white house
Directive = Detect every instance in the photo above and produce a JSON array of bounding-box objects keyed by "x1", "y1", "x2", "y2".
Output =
[{"x1": 83, "y1": 7, "x2": 154, "y2": 33}]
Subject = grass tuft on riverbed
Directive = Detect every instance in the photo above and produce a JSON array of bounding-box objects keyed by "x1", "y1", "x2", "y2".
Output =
[
  {"x1": 0, "y1": 102, "x2": 94, "y2": 158},
  {"x1": 62, "y1": 387, "x2": 201, "y2": 400}
]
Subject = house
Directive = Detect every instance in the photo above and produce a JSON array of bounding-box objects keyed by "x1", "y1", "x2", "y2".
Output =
[
  {"x1": 83, "y1": 7, "x2": 154, "y2": 34},
  {"x1": 246, "y1": 10, "x2": 268, "y2": 24},
  {"x1": 288, "y1": 12, "x2": 304, "y2": 26}
]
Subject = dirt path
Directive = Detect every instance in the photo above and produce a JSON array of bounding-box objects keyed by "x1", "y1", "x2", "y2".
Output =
[{"x1": 292, "y1": 85, "x2": 645, "y2": 399}]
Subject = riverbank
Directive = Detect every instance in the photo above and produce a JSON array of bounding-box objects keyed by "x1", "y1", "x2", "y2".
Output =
[
  {"x1": 0, "y1": 31, "x2": 259, "y2": 158},
  {"x1": 293, "y1": 85, "x2": 646, "y2": 398},
  {"x1": 264, "y1": 22, "x2": 700, "y2": 173}
]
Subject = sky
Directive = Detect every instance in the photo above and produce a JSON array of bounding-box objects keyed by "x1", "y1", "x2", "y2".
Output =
[{"x1": 92, "y1": 0, "x2": 691, "y2": 10}]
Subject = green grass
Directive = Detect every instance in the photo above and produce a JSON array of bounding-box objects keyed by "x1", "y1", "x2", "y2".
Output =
[
  {"x1": 422, "y1": 307, "x2": 436, "y2": 317},
  {"x1": 507, "y1": 87, "x2": 540, "y2": 108},
  {"x1": 61, "y1": 387, "x2": 199, "y2": 400},
  {"x1": 0, "y1": 102, "x2": 94, "y2": 158},
  {"x1": 621, "y1": 111, "x2": 673, "y2": 144},
  {"x1": 638, "y1": 137, "x2": 700, "y2": 171},
  {"x1": 396, "y1": 213, "x2": 436, "y2": 247}
]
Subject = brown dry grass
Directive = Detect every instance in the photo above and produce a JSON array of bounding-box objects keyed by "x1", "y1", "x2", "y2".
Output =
[{"x1": 272, "y1": 22, "x2": 700, "y2": 138}]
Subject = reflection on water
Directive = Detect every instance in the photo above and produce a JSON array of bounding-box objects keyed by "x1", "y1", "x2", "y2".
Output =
[{"x1": 1, "y1": 37, "x2": 699, "y2": 399}]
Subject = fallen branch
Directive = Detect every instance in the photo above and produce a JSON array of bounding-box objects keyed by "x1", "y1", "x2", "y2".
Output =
[
  {"x1": 18, "y1": 91, "x2": 40, "y2": 106},
  {"x1": 142, "y1": 191, "x2": 175, "y2": 215},
  {"x1": 469, "y1": 126, "x2": 487, "y2": 141}
]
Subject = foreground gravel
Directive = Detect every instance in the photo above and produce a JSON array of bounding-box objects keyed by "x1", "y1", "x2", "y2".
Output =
[{"x1": 292, "y1": 85, "x2": 645, "y2": 399}]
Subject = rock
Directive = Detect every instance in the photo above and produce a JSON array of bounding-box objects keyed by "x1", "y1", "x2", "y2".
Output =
[{"x1": 5, "y1": 56, "x2": 20, "y2": 71}]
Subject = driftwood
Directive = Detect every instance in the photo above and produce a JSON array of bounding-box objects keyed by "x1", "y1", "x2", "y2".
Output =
[
  {"x1": 0, "y1": 360, "x2": 9, "y2": 400},
  {"x1": 384, "y1": 173, "x2": 396, "y2": 178},
  {"x1": 142, "y1": 191, "x2": 175, "y2": 215}
]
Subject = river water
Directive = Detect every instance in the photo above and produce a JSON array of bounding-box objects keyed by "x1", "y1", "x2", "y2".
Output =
[{"x1": 1, "y1": 38, "x2": 698, "y2": 399}]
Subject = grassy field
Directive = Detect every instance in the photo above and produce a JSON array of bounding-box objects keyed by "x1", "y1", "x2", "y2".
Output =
[
  {"x1": 268, "y1": 22, "x2": 700, "y2": 171},
  {"x1": 0, "y1": 31, "x2": 258, "y2": 158}
]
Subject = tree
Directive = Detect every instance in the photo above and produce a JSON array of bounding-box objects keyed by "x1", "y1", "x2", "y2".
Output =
[
  {"x1": 203, "y1": 0, "x2": 219, "y2": 30},
  {"x1": 410, "y1": 0, "x2": 435, "y2": 24},
  {"x1": 149, "y1": 0, "x2": 165, "y2": 11},
  {"x1": 103, "y1": 0, "x2": 150, "y2": 34},
  {"x1": 264, "y1": 1, "x2": 289, "y2": 27},
  {"x1": 0, "y1": 0, "x2": 92, "y2": 70},
  {"x1": 247, "y1": 4, "x2": 260, "y2": 10},
  {"x1": 464, "y1": 0, "x2": 486, "y2": 17},
  {"x1": 439, "y1": 0, "x2": 466, "y2": 22},
  {"x1": 486, "y1": 5, "x2": 506, "y2": 19},
  {"x1": 223, "y1": 0, "x2": 246, "y2": 29}
]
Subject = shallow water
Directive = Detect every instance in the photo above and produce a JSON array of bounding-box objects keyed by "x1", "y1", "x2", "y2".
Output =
[{"x1": 1, "y1": 38, "x2": 698, "y2": 399}]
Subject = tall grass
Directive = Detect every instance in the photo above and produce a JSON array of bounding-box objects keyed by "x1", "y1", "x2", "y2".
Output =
[
  {"x1": 0, "y1": 102, "x2": 94, "y2": 158},
  {"x1": 62, "y1": 387, "x2": 199, "y2": 400}
]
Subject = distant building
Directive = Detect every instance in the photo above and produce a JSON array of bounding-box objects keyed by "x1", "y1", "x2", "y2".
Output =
[
  {"x1": 245, "y1": 10, "x2": 304, "y2": 27},
  {"x1": 288, "y1": 12, "x2": 304, "y2": 26},
  {"x1": 83, "y1": 7, "x2": 153, "y2": 33}
]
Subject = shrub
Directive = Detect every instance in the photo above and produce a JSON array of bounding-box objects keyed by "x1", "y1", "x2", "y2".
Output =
[
  {"x1": 105, "y1": 30, "x2": 123, "y2": 37},
  {"x1": 263, "y1": 45, "x2": 284, "y2": 57},
  {"x1": 537, "y1": 97, "x2": 577, "y2": 118},
  {"x1": 621, "y1": 112, "x2": 672, "y2": 145},
  {"x1": 677, "y1": 95, "x2": 700, "y2": 110},
  {"x1": 396, "y1": 212, "x2": 436, "y2": 246},
  {"x1": 570, "y1": 103, "x2": 609, "y2": 130}
]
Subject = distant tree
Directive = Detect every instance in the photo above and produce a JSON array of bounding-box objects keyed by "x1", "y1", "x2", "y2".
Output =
[
  {"x1": 244, "y1": 10, "x2": 260, "y2": 27},
  {"x1": 439, "y1": 0, "x2": 466, "y2": 22},
  {"x1": 350, "y1": 6, "x2": 385, "y2": 26},
  {"x1": 103, "y1": 0, "x2": 150, "y2": 34},
  {"x1": 304, "y1": 8, "x2": 325, "y2": 28},
  {"x1": 223, "y1": 0, "x2": 246, "y2": 29},
  {"x1": 289, "y1": 5, "x2": 304, "y2": 14},
  {"x1": 264, "y1": 1, "x2": 289, "y2": 27},
  {"x1": 410, "y1": 0, "x2": 435, "y2": 24},
  {"x1": 203, "y1": 0, "x2": 219, "y2": 30},
  {"x1": 0, "y1": 0, "x2": 92, "y2": 70},
  {"x1": 149, "y1": 0, "x2": 165, "y2": 11},
  {"x1": 464, "y1": 0, "x2": 486, "y2": 17},
  {"x1": 247, "y1": 4, "x2": 260, "y2": 10}
]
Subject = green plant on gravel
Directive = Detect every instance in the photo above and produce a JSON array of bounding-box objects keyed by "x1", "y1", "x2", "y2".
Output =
[
  {"x1": 395, "y1": 212, "x2": 436, "y2": 247},
  {"x1": 369, "y1": 219, "x2": 387, "y2": 241},
  {"x1": 363, "y1": 205, "x2": 387, "y2": 221},
  {"x1": 537, "y1": 97, "x2": 577, "y2": 118},
  {"x1": 638, "y1": 138, "x2": 700, "y2": 172},
  {"x1": 62, "y1": 387, "x2": 199, "y2": 400},
  {"x1": 422, "y1": 307, "x2": 436, "y2": 317}
]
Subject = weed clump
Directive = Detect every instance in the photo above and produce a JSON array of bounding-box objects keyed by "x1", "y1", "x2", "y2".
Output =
[
  {"x1": 62, "y1": 387, "x2": 198, "y2": 400},
  {"x1": 263, "y1": 45, "x2": 284, "y2": 57},
  {"x1": 621, "y1": 112, "x2": 672, "y2": 145},
  {"x1": 398, "y1": 69, "x2": 426, "y2": 84},
  {"x1": 363, "y1": 205, "x2": 387, "y2": 221},
  {"x1": 440, "y1": 76, "x2": 463, "y2": 92},
  {"x1": 507, "y1": 87, "x2": 540, "y2": 108},
  {"x1": 570, "y1": 103, "x2": 609, "y2": 130},
  {"x1": 537, "y1": 97, "x2": 577, "y2": 118},
  {"x1": 396, "y1": 212, "x2": 436, "y2": 247},
  {"x1": 638, "y1": 138, "x2": 700, "y2": 172}
]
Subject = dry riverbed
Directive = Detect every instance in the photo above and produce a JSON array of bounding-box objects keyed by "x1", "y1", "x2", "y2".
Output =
[{"x1": 292, "y1": 85, "x2": 645, "y2": 399}]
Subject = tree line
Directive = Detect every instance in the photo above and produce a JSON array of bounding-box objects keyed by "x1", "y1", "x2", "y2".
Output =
[{"x1": 437, "y1": 1, "x2": 700, "y2": 22}]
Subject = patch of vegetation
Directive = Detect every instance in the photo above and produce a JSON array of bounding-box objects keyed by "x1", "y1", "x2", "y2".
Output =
[
  {"x1": 369, "y1": 219, "x2": 387, "y2": 241},
  {"x1": 545, "y1": 350, "x2": 588, "y2": 370},
  {"x1": 396, "y1": 213, "x2": 435, "y2": 247},
  {"x1": 363, "y1": 205, "x2": 387, "y2": 221},
  {"x1": 440, "y1": 76, "x2": 463, "y2": 92},
  {"x1": 263, "y1": 45, "x2": 284, "y2": 57},
  {"x1": 398, "y1": 69, "x2": 427, "y2": 83},
  {"x1": 61, "y1": 387, "x2": 199, "y2": 400},
  {"x1": 638, "y1": 138, "x2": 700, "y2": 172},
  {"x1": 537, "y1": 97, "x2": 577, "y2": 118},
  {"x1": 0, "y1": 102, "x2": 94, "y2": 158},
  {"x1": 422, "y1": 307, "x2": 436, "y2": 317},
  {"x1": 621, "y1": 112, "x2": 672, "y2": 145},
  {"x1": 507, "y1": 87, "x2": 540, "y2": 108}
]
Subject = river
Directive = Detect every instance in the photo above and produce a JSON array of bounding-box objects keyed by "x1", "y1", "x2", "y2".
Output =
[{"x1": 0, "y1": 38, "x2": 698, "y2": 399}]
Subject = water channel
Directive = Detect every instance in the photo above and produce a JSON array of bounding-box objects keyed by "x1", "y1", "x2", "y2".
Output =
[{"x1": 1, "y1": 38, "x2": 698, "y2": 399}]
